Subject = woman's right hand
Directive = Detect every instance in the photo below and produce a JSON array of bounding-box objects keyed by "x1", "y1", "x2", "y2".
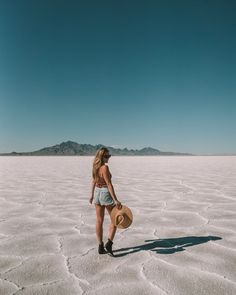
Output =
[{"x1": 115, "y1": 200, "x2": 122, "y2": 209}]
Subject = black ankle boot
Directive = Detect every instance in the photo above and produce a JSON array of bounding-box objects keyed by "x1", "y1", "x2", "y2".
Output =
[
  {"x1": 98, "y1": 242, "x2": 106, "y2": 254},
  {"x1": 105, "y1": 239, "x2": 114, "y2": 256}
]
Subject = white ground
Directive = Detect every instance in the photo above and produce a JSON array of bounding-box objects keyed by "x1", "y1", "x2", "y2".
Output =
[{"x1": 0, "y1": 156, "x2": 236, "y2": 295}]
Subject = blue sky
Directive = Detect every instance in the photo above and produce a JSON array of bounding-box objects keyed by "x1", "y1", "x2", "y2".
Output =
[{"x1": 0, "y1": 0, "x2": 236, "y2": 154}]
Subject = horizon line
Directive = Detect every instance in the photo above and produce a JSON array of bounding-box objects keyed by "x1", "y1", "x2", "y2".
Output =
[{"x1": 0, "y1": 140, "x2": 235, "y2": 156}]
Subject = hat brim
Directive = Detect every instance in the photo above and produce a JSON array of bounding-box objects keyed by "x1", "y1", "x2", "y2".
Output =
[{"x1": 111, "y1": 205, "x2": 133, "y2": 229}]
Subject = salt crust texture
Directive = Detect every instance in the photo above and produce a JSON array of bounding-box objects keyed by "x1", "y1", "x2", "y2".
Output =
[{"x1": 0, "y1": 156, "x2": 236, "y2": 294}]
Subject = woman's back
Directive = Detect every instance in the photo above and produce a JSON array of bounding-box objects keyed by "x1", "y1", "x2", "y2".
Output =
[{"x1": 96, "y1": 165, "x2": 112, "y2": 187}]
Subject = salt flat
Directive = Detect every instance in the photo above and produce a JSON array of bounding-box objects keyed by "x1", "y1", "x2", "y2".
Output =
[{"x1": 0, "y1": 156, "x2": 236, "y2": 295}]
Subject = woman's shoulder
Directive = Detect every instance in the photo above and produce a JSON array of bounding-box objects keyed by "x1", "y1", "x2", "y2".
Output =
[
  {"x1": 100, "y1": 165, "x2": 111, "y2": 176},
  {"x1": 100, "y1": 164, "x2": 109, "y2": 171}
]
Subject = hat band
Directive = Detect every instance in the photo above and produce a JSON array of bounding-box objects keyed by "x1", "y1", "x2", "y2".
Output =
[{"x1": 116, "y1": 215, "x2": 125, "y2": 226}]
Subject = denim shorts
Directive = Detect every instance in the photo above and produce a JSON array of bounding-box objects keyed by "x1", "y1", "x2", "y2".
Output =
[{"x1": 94, "y1": 187, "x2": 114, "y2": 206}]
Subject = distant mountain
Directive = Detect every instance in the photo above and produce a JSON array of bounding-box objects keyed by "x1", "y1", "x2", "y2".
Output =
[{"x1": 0, "y1": 140, "x2": 193, "y2": 156}]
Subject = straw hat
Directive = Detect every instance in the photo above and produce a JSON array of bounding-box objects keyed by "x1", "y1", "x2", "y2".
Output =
[{"x1": 111, "y1": 205, "x2": 133, "y2": 229}]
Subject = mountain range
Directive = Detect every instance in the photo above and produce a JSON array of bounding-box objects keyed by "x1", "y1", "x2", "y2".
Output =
[{"x1": 0, "y1": 141, "x2": 193, "y2": 156}]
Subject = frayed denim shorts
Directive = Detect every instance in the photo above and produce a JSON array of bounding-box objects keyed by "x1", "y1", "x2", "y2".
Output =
[{"x1": 94, "y1": 187, "x2": 114, "y2": 206}]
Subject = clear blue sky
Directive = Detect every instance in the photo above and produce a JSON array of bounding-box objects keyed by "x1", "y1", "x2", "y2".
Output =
[{"x1": 0, "y1": 0, "x2": 236, "y2": 154}]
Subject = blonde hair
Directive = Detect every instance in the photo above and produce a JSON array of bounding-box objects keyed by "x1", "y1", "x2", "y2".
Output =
[{"x1": 92, "y1": 147, "x2": 110, "y2": 182}]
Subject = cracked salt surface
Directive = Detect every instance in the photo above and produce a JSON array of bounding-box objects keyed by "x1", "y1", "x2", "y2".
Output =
[{"x1": 0, "y1": 156, "x2": 236, "y2": 294}]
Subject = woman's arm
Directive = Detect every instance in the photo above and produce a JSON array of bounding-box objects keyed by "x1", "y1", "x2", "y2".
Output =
[
  {"x1": 89, "y1": 179, "x2": 96, "y2": 204},
  {"x1": 102, "y1": 166, "x2": 121, "y2": 206}
]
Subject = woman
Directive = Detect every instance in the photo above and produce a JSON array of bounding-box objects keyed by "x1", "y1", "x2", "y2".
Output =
[{"x1": 89, "y1": 147, "x2": 122, "y2": 256}]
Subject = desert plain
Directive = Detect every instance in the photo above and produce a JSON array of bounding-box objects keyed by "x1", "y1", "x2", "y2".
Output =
[{"x1": 0, "y1": 156, "x2": 236, "y2": 294}]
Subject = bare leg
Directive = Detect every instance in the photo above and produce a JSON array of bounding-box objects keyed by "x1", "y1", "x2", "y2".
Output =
[
  {"x1": 105, "y1": 205, "x2": 117, "y2": 241},
  {"x1": 95, "y1": 204, "x2": 105, "y2": 244}
]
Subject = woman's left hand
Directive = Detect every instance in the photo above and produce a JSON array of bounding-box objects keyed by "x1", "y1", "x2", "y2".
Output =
[{"x1": 89, "y1": 196, "x2": 93, "y2": 204}]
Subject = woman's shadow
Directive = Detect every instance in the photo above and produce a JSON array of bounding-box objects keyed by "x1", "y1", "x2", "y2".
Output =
[{"x1": 113, "y1": 235, "x2": 222, "y2": 257}]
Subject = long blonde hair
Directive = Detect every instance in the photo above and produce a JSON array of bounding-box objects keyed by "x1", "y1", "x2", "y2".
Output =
[{"x1": 92, "y1": 147, "x2": 110, "y2": 182}]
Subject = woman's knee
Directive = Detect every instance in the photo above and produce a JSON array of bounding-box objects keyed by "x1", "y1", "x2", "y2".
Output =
[{"x1": 96, "y1": 218, "x2": 104, "y2": 225}]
